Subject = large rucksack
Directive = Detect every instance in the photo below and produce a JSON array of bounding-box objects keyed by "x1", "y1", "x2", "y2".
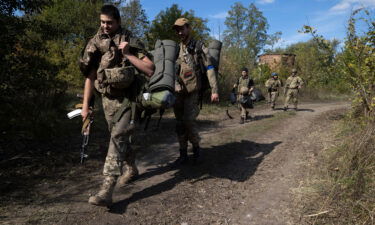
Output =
[
  {"x1": 192, "y1": 39, "x2": 222, "y2": 108},
  {"x1": 136, "y1": 39, "x2": 180, "y2": 129}
]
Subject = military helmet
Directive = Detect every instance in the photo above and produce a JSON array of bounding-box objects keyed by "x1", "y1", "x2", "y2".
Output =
[
  {"x1": 292, "y1": 68, "x2": 297, "y2": 73},
  {"x1": 241, "y1": 67, "x2": 248, "y2": 72},
  {"x1": 240, "y1": 87, "x2": 249, "y2": 95},
  {"x1": 271, "y1": 72, "x2": 278, "y2": 77}
]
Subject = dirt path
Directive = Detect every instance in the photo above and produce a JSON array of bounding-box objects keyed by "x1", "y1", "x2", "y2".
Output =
[{"x1": 1, "y1": 102, "x2": 348, "y2": 225}]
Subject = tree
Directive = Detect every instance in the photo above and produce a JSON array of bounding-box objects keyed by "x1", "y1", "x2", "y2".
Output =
[
  {"x1": 0, "y1": 0, "x2": 104, "y2": 148},
  {"x1": 147, "y1": 4, "x2": 210, "y2": 47},
  {"x1": 120, "y1": 0, "x2": 149, "y2": 41},
  {"x1": 223, "y1": 2, "x2": 281, "y2": 66},
  {"x1": 223, "y1": 2, "x2": 247, "y2": 48}
]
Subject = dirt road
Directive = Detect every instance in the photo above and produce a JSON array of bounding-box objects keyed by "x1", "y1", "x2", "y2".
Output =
[{"x1": 1, "y1": 102, "x2": 348, "y2": 225}]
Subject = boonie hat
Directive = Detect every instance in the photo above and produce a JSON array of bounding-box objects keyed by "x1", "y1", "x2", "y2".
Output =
[{"x1": 173, "y1": 18, "x2": 189, "y2": 29}]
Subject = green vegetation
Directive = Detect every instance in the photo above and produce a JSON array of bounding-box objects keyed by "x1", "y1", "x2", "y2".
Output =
[
  {"x1": 298, "y1": 9, "x2": 375, "y2": 224},
  {"x1": 0, "y1": 2, "x2": 373, "y2": 223}
]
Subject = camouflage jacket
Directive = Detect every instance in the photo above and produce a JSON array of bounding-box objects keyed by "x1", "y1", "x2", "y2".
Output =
[
  {"x1": 265, "y1": 78, "x2": 283, "y2": 92},
  {"x1": 79, "y1": 27, "x2": 147, "y2": 96},
  {"x1": 285, "y1": 76, "x2": 304, "y2": 89},
  {"x1": 176, "y1": 38, "x2": 218, "y2": 94}
]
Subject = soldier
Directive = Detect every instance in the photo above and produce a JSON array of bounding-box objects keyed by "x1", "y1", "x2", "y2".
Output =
[
  {"x1": 79, "y1": 5, "x2": 154, "y2": 207},
  {"x1": 234, "y1": 67, "x2": 254, "y2": 124},
  {"x1": 172, "y1": 18, "x2": 219, "y2": 164},
  {"x1": 265, "y1": 72, "x2": 283, "y2": 110},
  {"x1": 283, "y1": 68, "x2": 304, "y2": 111}
]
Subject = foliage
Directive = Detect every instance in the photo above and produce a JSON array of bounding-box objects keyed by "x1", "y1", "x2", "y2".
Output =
[
  {"x1": 340, "y1": 9, "x2": 375, "y2": 117},
  {"x1": 223, "y1": 2, "x2": 281, "y2": 66},
  {"x1": 219, "y1": 2, "x2": 281, "y2": 94},
  {"x1": 0, "y1": 0, "x2": 104, "y2": 155},
  {"x1": 120, "y1": 0, "x2": 149, "y2": 42},
  {"x1": 147, "y1": 4, "x2": 210, "y2": 48},
  {"x1": 34, "y1": 0, "x2": 102, "y2": 87}
]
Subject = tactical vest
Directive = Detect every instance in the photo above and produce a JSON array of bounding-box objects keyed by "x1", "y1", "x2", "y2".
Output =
[
  {"x1": 94, "y1": 29, "x2": 138, "y2": 97},
  {"x1": 177, "y1": 40, "x2": 199, "y2": 93},
  {"x1": 266, "y1": 79, "x2": 282, "y2": 92},
  {"x1": 237, "y1": 76, "x2": 253, "y2": 95},
  {"x1": 287, "y1": 76, "x2": 302, "y2": 89}
]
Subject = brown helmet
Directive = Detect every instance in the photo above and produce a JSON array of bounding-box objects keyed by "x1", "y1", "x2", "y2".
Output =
[{"x1": 292, "y1": 68, "x2": 297, "y2": 74}]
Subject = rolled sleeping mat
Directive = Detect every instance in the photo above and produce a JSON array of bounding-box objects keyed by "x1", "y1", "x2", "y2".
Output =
[
  {"x1": 141, "y1": 90, "x2": 176, "y2": 109},
  {"x1": 148, "y1": 40, "x2": 179, "y2": 92},
  {"x1": 208, "y1": 40, "x2": 222, "y2": 70}
]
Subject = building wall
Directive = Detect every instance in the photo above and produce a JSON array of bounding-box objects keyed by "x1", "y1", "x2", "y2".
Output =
[{"x1": 258, "y1": 54, "x2": 296, "y2": 70}]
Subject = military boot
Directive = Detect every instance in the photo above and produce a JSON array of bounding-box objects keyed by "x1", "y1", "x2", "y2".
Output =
[
  {"x1": 118, "y1": 149, "x2": 139, "y2": 187},
  {"x1": 88, "y1": 175, "x2": 117, "y2": 207},
  {"x1": 118, "y1": 163, "x2": 139, "y2": 187},
  {"x1": 173, "y1": 148, "x2": 188, "y2": 166},
  {"x1": 192, "y1": 145, "x2": 200, "y2": 164}
]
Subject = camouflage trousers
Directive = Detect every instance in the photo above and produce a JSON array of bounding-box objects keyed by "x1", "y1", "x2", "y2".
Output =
[
  {"x1": 269, "y1": 91, "x2": 279, "y2": 108},
  {"x1": 173, "y1": 91, "x2": 200, "y2": 149},
  {"x1": 284, "y1": 89, "x2": 299, "y2": 108},
  {"x1": 102, "y1": 95, "x2": 137, "y2": 177}
]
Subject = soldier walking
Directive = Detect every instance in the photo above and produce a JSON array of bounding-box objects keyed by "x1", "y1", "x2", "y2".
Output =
[
  {"x1": 234, "y1": 67, "x2": 255, "y2": 124},
  {"x1": 283, "y1": 68, "x2": 304, "y2": 111},
  {"x1": 79, "y1": 5, "x2": 154, "y2": 207},
  {"x1": 265, "y1": 72, "x2": 283, "y2": 110},
  {"x1": 172, "y1": 18, "x2": 219, "y2": 164}
]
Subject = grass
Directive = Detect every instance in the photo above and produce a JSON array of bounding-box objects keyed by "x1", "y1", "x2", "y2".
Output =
[{"x1": 300, "y1": 116, "x2": 375, "y2": 225}]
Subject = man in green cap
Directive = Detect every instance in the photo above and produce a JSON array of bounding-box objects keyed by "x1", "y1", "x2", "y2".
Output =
[
  {"x1": 79, "y1": 4, "x2": 154, "y2": 207},
  {"x1": 234, "y1": 67, "x2": 254, "y2": 124},
  {"x1": 265, "y1": 72, "x2": 283, "y2": 110},
  {"x1": 283, "y1": 68, "x2": 304, "y2": 111},
  {"x1": 172, "y1": 17, "x2": 219, "y2": 164}
]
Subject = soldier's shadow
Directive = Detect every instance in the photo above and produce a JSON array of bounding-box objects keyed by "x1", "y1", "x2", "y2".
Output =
[{"x1": 109, "y1": 140, "x2": 282, "y2": 214}]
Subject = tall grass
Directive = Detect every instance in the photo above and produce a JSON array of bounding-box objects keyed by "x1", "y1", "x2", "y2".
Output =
[{"x1": 303, "y1": 117, "x2": 375, "y2": 225}]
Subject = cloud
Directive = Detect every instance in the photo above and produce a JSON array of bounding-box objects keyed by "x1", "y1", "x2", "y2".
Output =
[
  {"x1": 209, "y1": 11, "x2": 228, "y2": 19},
  {"x1": 257, "y1": 0, "x2": 275, "y2": 4},
  {"x1": 330, "y1": 0, "x2": 375, "y2": 13},
  {"x1": 277, "y1": 33, "x2": 309, "y2": 48}
]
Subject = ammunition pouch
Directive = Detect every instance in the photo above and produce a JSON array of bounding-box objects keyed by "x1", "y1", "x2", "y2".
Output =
[{"x1": 94, "y1": 65, "x2": 136, "y2": 96}]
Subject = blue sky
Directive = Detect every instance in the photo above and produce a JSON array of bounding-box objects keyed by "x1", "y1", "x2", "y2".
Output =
[{"x1": 140, "y1": 0, "x2": 375, "y2": 48}]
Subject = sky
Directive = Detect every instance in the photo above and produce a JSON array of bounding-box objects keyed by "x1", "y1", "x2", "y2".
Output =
[{"x1": 140, "y1": 0, "x2": 375, "y2": 48}]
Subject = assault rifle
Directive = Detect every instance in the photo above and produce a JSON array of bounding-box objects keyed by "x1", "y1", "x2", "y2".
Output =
[{"x1": 67, "y1": 94, "x2": 95, "y2": 164}]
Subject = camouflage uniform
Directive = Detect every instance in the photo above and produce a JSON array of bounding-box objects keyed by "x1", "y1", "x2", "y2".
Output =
[
  {"x1": 174, "y1": 37, "x2": 219, "y2": 151},
  {"x1": 80, "y1": 27, "x2": 147, "y2": 178},
  {"x1": 235, "y1": 75, "x2": 254, "y2": 120},
  {"x1": 284, "y1": 74, "x2": 304, "y2": 110},
  {"x1": 265, "y1": 78, "x2": 282, "y2": 109}
]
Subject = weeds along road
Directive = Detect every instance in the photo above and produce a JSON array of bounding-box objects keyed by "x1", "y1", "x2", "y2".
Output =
[{"x1": 2, "y1": 102, "x2": 348, "y2": 225}]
